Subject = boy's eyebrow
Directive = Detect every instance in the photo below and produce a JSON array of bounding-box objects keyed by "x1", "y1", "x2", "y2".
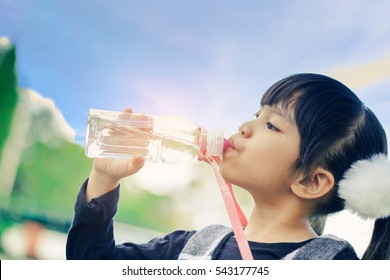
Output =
[{"x1": 271, "y1": 106, "x2": 294, "y2": 124}]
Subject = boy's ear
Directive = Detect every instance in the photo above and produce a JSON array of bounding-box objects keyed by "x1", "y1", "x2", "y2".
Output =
[{"x1": 291, "y1": 167, "x2": 335, "y2": 199}]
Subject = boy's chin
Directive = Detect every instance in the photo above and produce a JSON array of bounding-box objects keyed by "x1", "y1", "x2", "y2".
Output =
[{"x1": 219, "y1": 165, "x2": 236, "y2": 184}]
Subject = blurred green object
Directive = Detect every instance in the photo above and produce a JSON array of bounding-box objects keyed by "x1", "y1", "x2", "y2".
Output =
[{"x1": 0, "y1": 38, "x2": 18, "y2": 160}]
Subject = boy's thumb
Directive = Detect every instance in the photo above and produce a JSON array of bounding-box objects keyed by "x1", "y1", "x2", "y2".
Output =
[{"x1": 128, "y1": 154, "x2": 145, "y2": 174}]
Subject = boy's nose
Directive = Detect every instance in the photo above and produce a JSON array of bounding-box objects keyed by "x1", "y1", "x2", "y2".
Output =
[{"x1": 238, "y1": 122, "x2": 252, "y2": 137}]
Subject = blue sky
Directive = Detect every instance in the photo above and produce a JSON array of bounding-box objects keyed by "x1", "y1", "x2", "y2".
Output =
[{"x1": 1, "y1": 0, "x2": 390, "y2": 140}]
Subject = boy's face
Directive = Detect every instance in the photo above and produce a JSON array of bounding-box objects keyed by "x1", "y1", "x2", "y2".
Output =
[{"x1": 220, "y1": 105, "x2": 300, "y2": 200}]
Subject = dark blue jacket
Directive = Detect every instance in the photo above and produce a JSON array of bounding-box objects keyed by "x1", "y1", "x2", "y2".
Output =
[{"x1": 66, "y1": 180, "x2": 359, "y2": 260}]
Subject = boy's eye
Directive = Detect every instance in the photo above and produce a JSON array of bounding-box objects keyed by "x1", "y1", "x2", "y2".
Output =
[
  {"x1": 266, "y1": 121, "x2": 279, "y2": 131},
  {"x1": 253, "y1": 113, "x2": 260, "y2": 119}
]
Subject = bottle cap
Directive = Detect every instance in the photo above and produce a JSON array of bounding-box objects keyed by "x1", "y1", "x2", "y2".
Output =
[{"x1": 223, "y1": 139, "x2": 231, "y2": 151}]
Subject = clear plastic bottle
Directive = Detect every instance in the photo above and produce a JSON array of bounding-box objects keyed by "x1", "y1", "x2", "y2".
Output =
[{"x1": 85, "y1": 109, "x2": 231, "y2": 163}]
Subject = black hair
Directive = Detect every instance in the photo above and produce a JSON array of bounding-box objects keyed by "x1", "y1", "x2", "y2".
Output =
[{"x1": 260, "y1": 73, "x2": 389, "y2": 260}]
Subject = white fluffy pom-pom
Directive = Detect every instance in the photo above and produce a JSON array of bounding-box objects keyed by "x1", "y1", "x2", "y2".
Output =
[{"x1": 338, "y1": 154, "x2": 390, "y2": 219}]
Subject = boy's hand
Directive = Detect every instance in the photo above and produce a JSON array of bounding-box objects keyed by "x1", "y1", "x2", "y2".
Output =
[
  {"x1": 85, "y1": 108, "x2": 146, "y2": 202},
  {"x1": 86, "y1": 155, "x2": 145, "y2": 202}
]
